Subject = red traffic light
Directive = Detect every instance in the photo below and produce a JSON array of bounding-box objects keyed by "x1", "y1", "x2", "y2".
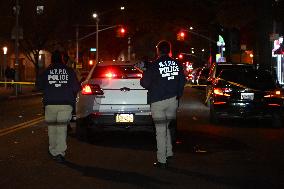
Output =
[
  {"x1": 177, "y1": 31, "x2": 185, "y2": 41},
  {"x1": 120, "y1": 28, "x2": 125, "y2": 33},
  {"x1": 178, "y1": 54, "x2": 183, "y2": 59},
  {"x1": 117, "y1": 27, "x2": 126, "y2": 37}
]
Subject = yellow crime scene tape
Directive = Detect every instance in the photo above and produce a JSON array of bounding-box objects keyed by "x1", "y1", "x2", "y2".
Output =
[
  {"x1": 184, "y1": 83, "x2": 207, "y2": 87},
  {"x1": 203, "y1": 78, "x2": 261, "y2": 104},
  {"x1": 0, "y1": 81, "x2": 35, "y2": 85}
]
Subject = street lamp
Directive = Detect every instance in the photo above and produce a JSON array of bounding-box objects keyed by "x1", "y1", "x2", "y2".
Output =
[
  {"x1": 3, "y1": 47, "x2": 7, "y2": 55},
  {"x1": 92, "y1": 13, "x2": 99, "y2": 65},
  {"x1": 3, "y1": 47, "x2": 7, "y2": 88}
]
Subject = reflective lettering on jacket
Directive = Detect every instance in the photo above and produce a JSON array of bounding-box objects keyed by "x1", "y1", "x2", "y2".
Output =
[
  {"x1": 158, "y1": 60, "x2": 179, "y2": 80},
  {"x1": 48, "y1": 68, "x2": 69, "y2": 87}
]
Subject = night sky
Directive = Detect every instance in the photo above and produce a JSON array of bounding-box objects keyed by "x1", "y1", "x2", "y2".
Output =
[{"x1": 1, "y1": 0, "x2": 283, "y2": 62}]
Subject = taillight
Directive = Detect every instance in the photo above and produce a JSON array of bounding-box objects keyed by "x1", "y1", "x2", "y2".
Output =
[
  {"x1": 136, "y1": 73, "x2": 143, "y2": 78},
  {"x1": 264, "y1": 90, "x2": 282, "y2": 98},
  {"x1": 82, "y1": 84, "x2": 92, "y2": 95},
  {"x1": 81, "y1": 84, "x2": 104, "y2": 95},
  {"x1": 213, "y1": 88, "x2": 231, "y2": 97},
  {"x1": 105, "y1": 72, "x2": 117, "y2": 78},
  {"x1": 268, "y1": 103, "x2": 281, "y2": 106}
]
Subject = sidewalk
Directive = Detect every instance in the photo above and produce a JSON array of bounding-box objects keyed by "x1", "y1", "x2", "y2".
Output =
[{"x1": 0, "y1": 84, "x2": 42, "y2": 100}]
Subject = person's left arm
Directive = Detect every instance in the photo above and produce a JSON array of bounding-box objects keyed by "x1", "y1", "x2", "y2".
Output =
[{"x1": 71, "y1": 70, "x2": 81, "y2": 94}]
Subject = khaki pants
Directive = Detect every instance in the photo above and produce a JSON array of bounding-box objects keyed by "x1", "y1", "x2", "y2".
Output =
[
  {"x1": 45, "y1": 105, "x2": 73, "y2": 157},
  {"x1": 151, "y1": 96, "x2": 178, "y2": 163}
]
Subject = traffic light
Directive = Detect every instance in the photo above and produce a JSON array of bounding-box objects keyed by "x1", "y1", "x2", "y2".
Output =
[
  {"x1": 116, "y1": 26, "x2": 126, "y2": 37},
  {"x1": 177, "y1": 31, "x2": 185, "y2": 41},
  {"x1": 178, "y1": 53, "x2": 183, "y2": 59}
]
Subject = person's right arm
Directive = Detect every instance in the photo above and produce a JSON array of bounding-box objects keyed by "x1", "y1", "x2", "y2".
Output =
[
  {"x1": 177, "y1": 62, "x2": 186, "y2": 99},
  {"x1": 72, "y1": 70, "x2": 81, "y2": 94},
  {"x1": 35, "y1": 72, "x2": 45, "y2": 91},
  {"x1": 140, "y1": 65, "x2": 153, "y2": 89}
]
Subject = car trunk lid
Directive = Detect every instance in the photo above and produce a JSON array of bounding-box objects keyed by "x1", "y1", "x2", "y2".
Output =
[{"x1": 91, "y1": 78, "x2": 148, "y2": 105}]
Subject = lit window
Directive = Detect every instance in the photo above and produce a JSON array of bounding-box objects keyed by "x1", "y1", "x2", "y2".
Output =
[{"x1": 37, "y1": 6, "x2": 44, "y2": 15}]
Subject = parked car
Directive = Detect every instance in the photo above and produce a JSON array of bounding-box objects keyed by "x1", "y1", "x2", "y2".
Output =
[
  {"x1": 208, "y1": 68, "x2": 284, "y2": 127},
  {"x1": 75, "y1": 62, "x2": 155, "y2": 140},
  {"x1": 205, "y1": 62, "x2": 255, "y2": 104}
]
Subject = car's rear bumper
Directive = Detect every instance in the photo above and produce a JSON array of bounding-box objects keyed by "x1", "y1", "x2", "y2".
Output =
[
  {"x1": 213, "y1": 103, "x2": 284, "y2": 119},
  {"x1": 79, "y1": 114, "x2": 154, "y2": 131}
]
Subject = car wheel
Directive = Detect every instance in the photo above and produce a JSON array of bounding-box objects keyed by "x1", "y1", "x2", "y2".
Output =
[
  {"x1": 272, "y1": 113, "x2": 282, "y2": 128},
  {"x1": 76, "y1": 117, "x2": 90, "y2": 141},
  {"x1": 209, "y1": 104, "x2": 219, "y2": 124}
]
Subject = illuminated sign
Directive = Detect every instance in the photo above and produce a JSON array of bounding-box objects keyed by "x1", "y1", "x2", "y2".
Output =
[
  {"x1": 217, "y1": 35, "x2": 225, "y2": 47},
  {"x1": 272, "y1": 36, "x2": 283, "y2": 57}
]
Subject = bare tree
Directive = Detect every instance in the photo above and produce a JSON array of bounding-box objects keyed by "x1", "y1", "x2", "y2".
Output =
[{"x1": 18, "y1": 0, "x2": 76, "y2": 79}]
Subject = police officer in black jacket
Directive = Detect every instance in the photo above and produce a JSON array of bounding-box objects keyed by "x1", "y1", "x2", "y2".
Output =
[
  {"x1": 140, "y1": 40, "x2": 186, "y2": 168},
  {"x1": 36, "y1": 50, "x2": 80, "y2": 163}
]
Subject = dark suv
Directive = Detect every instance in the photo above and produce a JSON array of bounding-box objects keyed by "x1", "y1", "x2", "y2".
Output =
[
  {"x1": 205, "y1": 62, "x2": 255, "y2": 104},
  {"x1": 208, "y1": 68, "x2": 284, "y2": 127}
]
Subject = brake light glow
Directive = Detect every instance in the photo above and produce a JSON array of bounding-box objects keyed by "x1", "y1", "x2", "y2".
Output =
[
  {"x1": 213, "y1": 88, "x2": 223, "y2": 95},
  {"x1": 82, "y1": 85, "x2": 92, "y2": 95},
  {"x1": 268, "y1": 103, "x2": 281, "y2": 106},
  {"x1": 81, "y1": 84, "x2": 104, "y2": 95},
  {"x1": 105, "y1": 72, "x2": 117, "y2": 78},
  {"x1": 213, "y1": 88, "x2": 231, "y2": 96},
  {"x1": 264, "y1": 90, "x2": 282, "y2": 98},
  {"x1": 137, "y1": 73, "x2": 143, "y2": 78},
  {"x1": 214, "y1": 101, "x2": 226, "y2": 105}
]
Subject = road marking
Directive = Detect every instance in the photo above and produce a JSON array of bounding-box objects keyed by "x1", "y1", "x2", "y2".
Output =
[
  {"x1": 0, "y1": 116, "x2": 44, "y2": 137},
  {"x1": 185, "y1": 83, "x2": 207, "y2": 87}
]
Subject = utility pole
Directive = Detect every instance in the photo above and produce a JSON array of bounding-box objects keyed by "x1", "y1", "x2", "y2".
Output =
[
  {"x1": 76, "y1": 25, "x2": 79, "y2": 69},
  {"x1": 257, "y1": 0, "x2": 273, "y2": 71},
  {"x1": 96, "y1": 18, "x2": 99, "y2": 65},
  {"x1": 14, "y1": 0, "x2": 20, "y2": 96},
  {"x1": 128, "y1": 36, "x2": 131, "y2": 61}
]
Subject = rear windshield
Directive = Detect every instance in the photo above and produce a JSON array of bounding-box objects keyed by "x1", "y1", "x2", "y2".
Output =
[
  {"x1": 216, "y1": 64, "x2": 254, "y2": 77},
  {"x1": 218, "y1": 69, "x2": 276, "y2": 90},
  {"x1": 91, "y1": 65, "x2": 142, "y2": 79}
]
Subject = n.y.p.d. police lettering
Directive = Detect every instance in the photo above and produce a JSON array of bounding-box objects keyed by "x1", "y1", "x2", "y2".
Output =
[
  {"x1": 48, "y1": 68, "x2": 69, "y2": 87},
  {"x1": 158, "y1": 60, "x2": 179, "y2": 80}
]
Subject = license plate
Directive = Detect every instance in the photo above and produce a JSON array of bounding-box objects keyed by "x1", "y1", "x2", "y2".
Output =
[
  {"x1": 241, "y1": 93, "x2": 254, "y2": 100},
  {"x1": 115, "y1": 114, "x2": 134, "y2": 123}
]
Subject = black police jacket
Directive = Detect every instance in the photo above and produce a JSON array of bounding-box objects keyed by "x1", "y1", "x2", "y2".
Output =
[
  {"x1": 140, "y1": 55, "x2": 186, "y2": 104},
  {"x1": 36, "y1": 62, "x2": 80, "y2": 106}
]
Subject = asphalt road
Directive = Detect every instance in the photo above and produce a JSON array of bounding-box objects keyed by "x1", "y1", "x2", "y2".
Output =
[{"x1": 0, "y1": 87, "x2": 284, "y2": 189}]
